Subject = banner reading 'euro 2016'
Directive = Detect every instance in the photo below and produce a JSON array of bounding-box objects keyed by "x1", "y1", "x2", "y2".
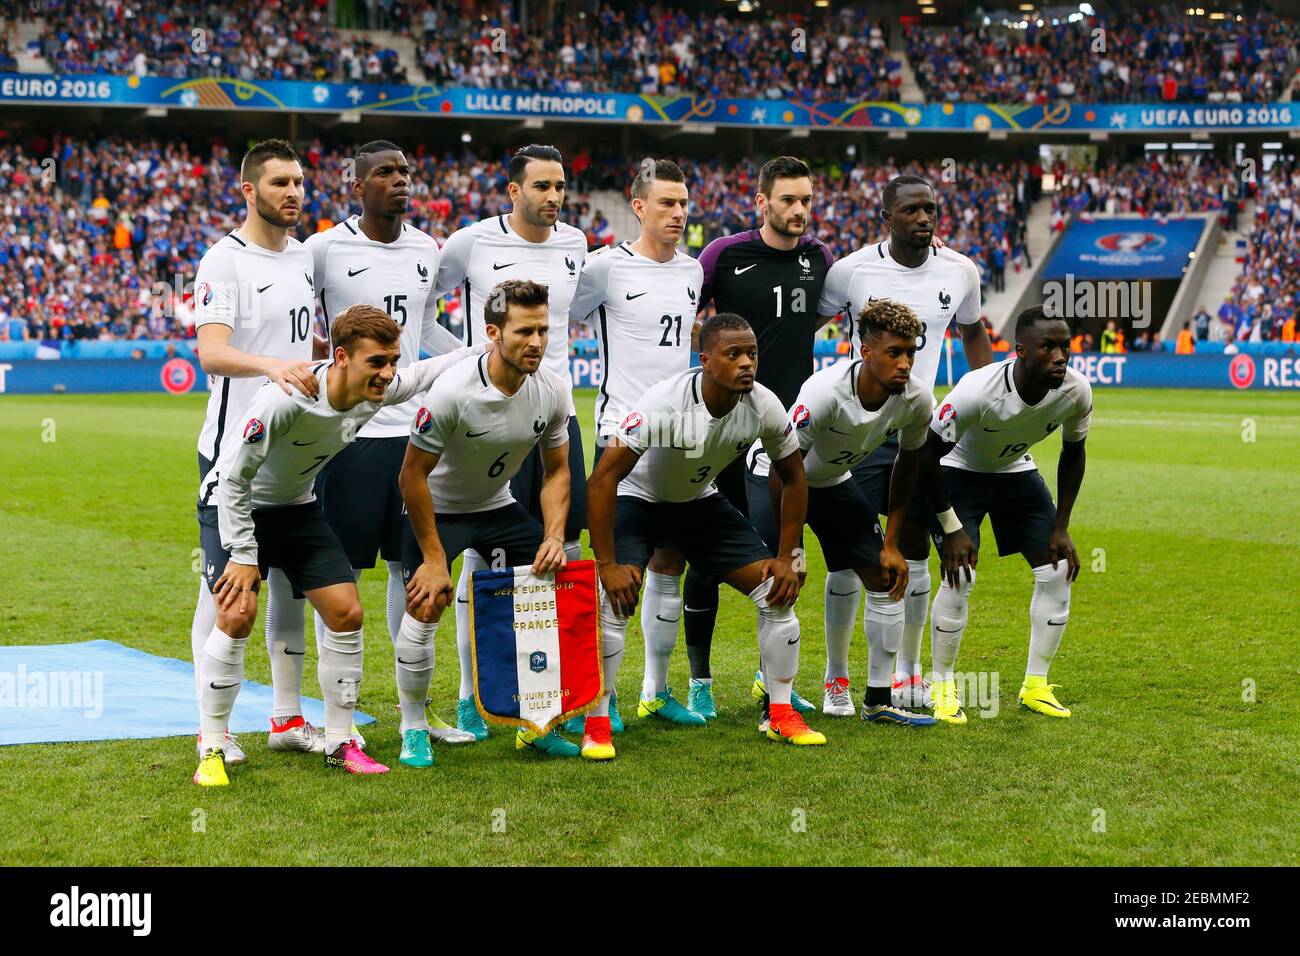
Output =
[
  {"x1": 469, "y1": 560, "x2": 603, "y2": 735},
  {"x1": 2, "y1": 73, "x2": 1297, "y2": 133},
  {"x1": 1043, "y1": 217, "x2": 1208, "y2": 280}
]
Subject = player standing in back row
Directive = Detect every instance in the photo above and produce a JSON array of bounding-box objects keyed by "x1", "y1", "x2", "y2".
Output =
[
  {"x1": 563, "y1": 158, "x2": 703, "y2": 732},
  {"x1": 816, "y1": 175, "x2": 992, "y2": 715},
  {"x1": 682, "y1": 156, "x2": 832, "y2": 720},
  {"x1": 433, "y1": 144, "x2": 589, "y2": 742},
  {"x1": 297, "y1": 140, "x2": 474, "y2": 748},
  {"x1": 190, "y1": 138, "x2": 320, "y2": 765}
]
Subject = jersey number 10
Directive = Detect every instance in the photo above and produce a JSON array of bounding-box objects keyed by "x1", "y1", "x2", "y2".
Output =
[{"x1": 289, "y1": 307, "x2": 311, "y2": 343}]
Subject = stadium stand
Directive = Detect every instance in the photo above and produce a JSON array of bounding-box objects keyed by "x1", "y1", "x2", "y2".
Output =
[{"x1": 906, "y1": 5, "x2": 1299, "y2": 105}]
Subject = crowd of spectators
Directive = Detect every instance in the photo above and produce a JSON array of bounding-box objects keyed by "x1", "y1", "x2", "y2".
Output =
[
  {"x1": 18, "y1": 0, "x2": 406, "y2": 83},
  {"x1": 416, "y1": 3, "x2": 901, "y2": 102},
  {"x1": 1214, "y1": 157, "x2": 1300, "y2": 344},
  {"x1": 907, "y1": 6, "x2": 1298, "y2": 104},
  {"x1": 1049, "y1": 154, "x2": 1245, "y2": 226},
  {"x1": 6, "y1": 2, "x2": 1298, "y2": 105}
]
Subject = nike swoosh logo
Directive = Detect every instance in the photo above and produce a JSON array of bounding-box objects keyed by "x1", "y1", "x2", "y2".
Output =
[
  {"x1": 1047, "y1": 618, "x2": 1068, "y2": 626},
  {"x1": 603, "y1": 651, "x2": 621, "y2": 659},
  {"x1": 935, "y1": 626, "x2": 962, "y2": 633},
  {"x1": 909, "y1": 588, "x2": 930, "y2": 597},
  {"x1": 398, "y1": 656, "x2": 429, "y2": 665},
  {"x1": 786, "y1": 636, "x2": 800, "y2": 645},
  {"x1": 466, "y1": 430, "x2": 489, "y2": 438},
  {"x1": 683, "y1": 606, "x2": 709, "y2": 613},
  {"x1": 347, "y1": 267, "x2": 370, "y2": 277},
  {"x1": 209, "y1": 681, "x2": 239, "y2": 689},
  {"x1": 982, "y1": 427, "x2": 1002, "y2": 432},
  {"x1": 456, "y1": 598, "x2": 469, "y2": 604},
  {"x1": 828, "y1": 427, "x2": 850, "y2": 435},
  {"x1": 283, "y1": 649, "x2": 305, "y2": 656},
  {"x1": 734, "y1": 264, "x2": 757, "y2": 275},
  {"x1": 257, "y1": 284, "x2": 273, "y2": 293},
  {"x1": 626, "y1": 292, "x2": 647, "y2": 300},
  {"x1": 292, "y1": 440, "x2": 317, "y2": 446},
  {"x1": 828, "y1": 589, "x2": 856, "y2": 597},
  {"x1": 654, "y1": 614, "x2": 680, "y2": 623},
  {"x1": 493, "y1": 262, "x2": 516, "y2": 270}
]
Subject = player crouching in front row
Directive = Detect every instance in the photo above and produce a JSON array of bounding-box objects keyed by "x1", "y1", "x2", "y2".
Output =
[
  {"x1": 194, "y1": 306, "x2": 478, "y2": 786},
  {"x1": 919, "y1": 306, "x2": 1091, "y2": 723},
  {"x1": 747, "y1": 299, "x2": 939, "y2": 726},
  {"x1": 397, "y1": 279, "x2": 580, "y2": 762},
  {"x1": 586, "y1": 313, "x2": 822, "y2": 760}
]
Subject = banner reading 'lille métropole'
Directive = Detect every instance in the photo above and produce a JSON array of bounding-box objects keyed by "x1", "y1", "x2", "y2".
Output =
[{"x1": 2, "y1": 73, "x2": 1296, "y2": 133}]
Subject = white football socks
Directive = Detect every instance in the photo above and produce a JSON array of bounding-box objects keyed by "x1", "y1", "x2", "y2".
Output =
[
  {"x1": 264, "y1": 568, "x2": 306, "y2": 719},
  {"x1": 318, "y1": 625, "x2": 364, "y2": 753},
  {"x1": 930, "y1": 570, "x2": 975, "y2": 683},
  {"x1": 199, "y1": 626, "x2": 246, "y2": 751},
  {"x1": 865, "y1": 590, "x2": 904, "y2": 692},
  {"x1": 823, "y1": 569, "x2": 860, "y2": 682},
  {"x1": 751, "y1": 577, "x2": 800, "y2": 706},
  {"x1": 384, "y1": 560, "x2": 406, "y2": 643},
  {"x1": 640, "y1": 571, "x2": 681, "y2": 697},
  {"x1": 1027, "y1": 562, "x2": 1071, "y2": 678},
  {"x1": 898, "y1": 559, "x2": 931, "y2": 679},
  {"x1": 395, "y1": 613, "x2": 437, "y2": 732},
  {"x1": 455, "y1": 549, "x2": 486, "y2": 700},
  {"x1": 190, "y1": 578, "x2": 216, "y2": 705},
  {"x1": 592, "y1": 590, "x2": 627, "y2": 718}
]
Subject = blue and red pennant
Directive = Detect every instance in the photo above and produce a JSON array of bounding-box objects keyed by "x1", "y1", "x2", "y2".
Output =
[{"x1": 469, "y1": 560, "x2": 603, "y2": 735}]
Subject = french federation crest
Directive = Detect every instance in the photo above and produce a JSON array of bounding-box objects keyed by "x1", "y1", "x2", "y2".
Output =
[{"x1": 529, "y1": 651, "x2": 547, "y2": 673}]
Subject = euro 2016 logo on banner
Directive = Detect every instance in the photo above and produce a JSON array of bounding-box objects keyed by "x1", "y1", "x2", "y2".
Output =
[
  {"x1": 242, "y1": 418, "x2": 265, "y2": 443},
  {"x1": 1095, "y1": 232, "x2": 1166, "y2": 253},
  {"x1": 1229, "y1": 354, "x2": 1256, "y2": 390}
]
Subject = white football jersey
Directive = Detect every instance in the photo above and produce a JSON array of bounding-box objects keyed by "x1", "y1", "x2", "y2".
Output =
[
  {"x1": 305, "y1": 216, "x2": 462, "y2": 438},
  {"x1": 435, "y1": 214, "x2": 587, "y2": 405},
  {"x1": 408, "y1": 353, "x2": 570, "y2": 514},
  {"x1": 933, "y1": 357, "x2": 1093, "y2": 474},
  {"x1": 818, "y1": 244, "x2": 982, "y2": 391},
  {"x1": 615, "y1": 368, "x2": 799, "y2": 504},
  {"x1": 783, "y1": 359, "x2": 934, "y2": 488},
  {"x1": 194, "y1": 232, "x2": 316, "y2": 503},
  {"x1": 569, "y1": 241, "x2": 704, "y2": 437},
  {"x1": 215, "y1": 346, "x2": 477, "y2": 565}
]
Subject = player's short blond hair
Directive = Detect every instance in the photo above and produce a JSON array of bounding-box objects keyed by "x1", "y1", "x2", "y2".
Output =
[
  {"x1": 858, "y1": 298, "x2": 923, "y2": 342},
  {"x1": 331, "y1": 304, "x2": 401, "y2": 355}
]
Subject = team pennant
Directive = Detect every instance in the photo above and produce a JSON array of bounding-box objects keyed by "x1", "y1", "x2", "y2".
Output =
[{"x1": 469, "y1": 559, "x2": 603, "y2": 735}]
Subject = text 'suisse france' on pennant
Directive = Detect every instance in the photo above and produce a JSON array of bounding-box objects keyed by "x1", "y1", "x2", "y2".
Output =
[{"x1": 469, "y1": 559, "x2": 603, "y2": 735}]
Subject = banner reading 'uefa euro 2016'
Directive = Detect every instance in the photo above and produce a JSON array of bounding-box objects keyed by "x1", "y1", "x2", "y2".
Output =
[
  {"x1": 469, "y1": 560, "x2": 603, "y2": 735},
  {"x1": 2, "y1": 73, "x2": 1297, "y2": 133},
  {"x1": 1043, "y1": 217, "x2": 1208, "y2": 280}
]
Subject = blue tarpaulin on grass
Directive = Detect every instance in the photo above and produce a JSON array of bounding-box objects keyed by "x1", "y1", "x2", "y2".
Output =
[{"x1": 0, "y1": 640, "x2": 374, "y2": 746}]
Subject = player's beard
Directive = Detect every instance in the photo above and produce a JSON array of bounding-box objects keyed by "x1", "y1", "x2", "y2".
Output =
[
  {"x1": 766, "y1": 209, "x2": 806, "y2": 238},
  {"x1": 518, "y1": 195, "x2": 559, "y2": 229},
  {"x1": 254, "y1": 191, "x2": 299, "y2": 229}
]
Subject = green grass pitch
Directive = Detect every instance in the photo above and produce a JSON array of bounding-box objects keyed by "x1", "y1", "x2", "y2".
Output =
[{"x1": 0, "y1": 386, "x2": 1296, "y2": 866}]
